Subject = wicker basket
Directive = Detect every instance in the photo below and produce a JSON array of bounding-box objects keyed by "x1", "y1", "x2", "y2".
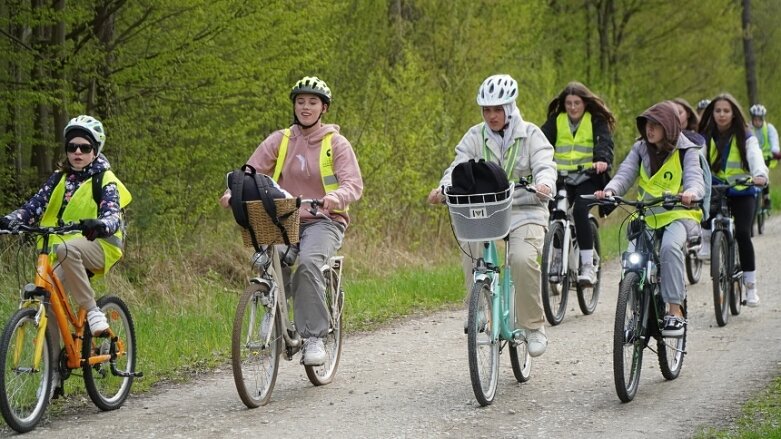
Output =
[{"x1": 240, "y1": 198, "x2": 300, "y2": 246}]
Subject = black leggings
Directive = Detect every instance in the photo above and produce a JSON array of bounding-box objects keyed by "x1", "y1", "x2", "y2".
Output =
[
  {"x1": 704, "y1": 195, "x2": 756, "y2": 271},
  {"x1": 566, "y1": 179, "x2": 600, "y2": 251}
]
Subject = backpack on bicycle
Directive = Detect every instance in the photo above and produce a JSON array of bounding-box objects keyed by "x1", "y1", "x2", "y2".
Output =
[
  {"x1": 448, "y1": 159, "x2": 510, "y2": 204},
  {"x1": 227, "y1": 164, "x2": 293, "y2": 247}
]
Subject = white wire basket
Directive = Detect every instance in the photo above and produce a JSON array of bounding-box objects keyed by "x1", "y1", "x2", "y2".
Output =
[{"x1": 444, "y1": 185, "x2": 514, "y2": 241}]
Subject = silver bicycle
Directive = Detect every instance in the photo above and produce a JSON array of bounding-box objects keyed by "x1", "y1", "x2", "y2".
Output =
[{"x1": 231, "y1": 198, "x2": 345, "y2": 408}]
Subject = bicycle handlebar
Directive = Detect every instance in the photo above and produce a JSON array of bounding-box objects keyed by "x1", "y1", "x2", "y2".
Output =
[
  {"x1": 297, "y1": 197, "x2": 330, "y2": 219},
  {"x1": 581, "y1": 194, "x2": 702, "y2": 209},
  {"x1": 0, "y1": 222, "x2": 84, "y2": 236},
  {"x1": 516, "y1": 177, "x2": 554, "y2": 201}
]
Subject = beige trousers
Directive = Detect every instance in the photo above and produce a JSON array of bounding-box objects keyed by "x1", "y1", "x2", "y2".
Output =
[
  {"x1": 53, "y1": 237, "x2": 105, "y2": 311},
  {"x1": 460, "y1": 223, "x2": 546, "y2": 330}
]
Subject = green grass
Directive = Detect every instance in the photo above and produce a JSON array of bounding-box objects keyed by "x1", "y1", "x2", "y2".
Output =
[{"x1": 694, "y1": 375, "x2": 781, "y2": 438}]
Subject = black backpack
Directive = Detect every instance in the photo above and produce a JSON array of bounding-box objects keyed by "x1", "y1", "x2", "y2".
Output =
[
  {"x1": 448, "y1": 159, "x2": 510, "y2": 203},
  {"x1": 227, "y1": 164, "x2": 292, "y2": 248}
]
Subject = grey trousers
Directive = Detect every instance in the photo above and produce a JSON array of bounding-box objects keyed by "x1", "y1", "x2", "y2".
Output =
[
  {"x1": 283, "y1": 220, "x2": 345, "y2": 339},
  {"x1": 630, "y1": 219, "x2": 688, "y2": 306}
]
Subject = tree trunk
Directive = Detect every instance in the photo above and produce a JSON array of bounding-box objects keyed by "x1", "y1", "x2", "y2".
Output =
[
  {"x1": 51, "y1": 0, "x2": 66, "y2": 170},
  {"x1": 29, "y1": 0, "x2": 51, "y2": 179},
  {"x1": 742, "y1": 0, "x2": 758, "y2": 105}
]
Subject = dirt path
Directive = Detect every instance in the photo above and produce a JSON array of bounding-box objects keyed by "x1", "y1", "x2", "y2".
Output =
[{"x1": 9, "y1": 217, "x2": 781, "y2": 438}]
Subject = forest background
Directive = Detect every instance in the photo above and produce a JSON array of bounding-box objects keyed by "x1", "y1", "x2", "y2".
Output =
[{"x1": 0, "y1": 0, "x2": 778, "y2": 387}]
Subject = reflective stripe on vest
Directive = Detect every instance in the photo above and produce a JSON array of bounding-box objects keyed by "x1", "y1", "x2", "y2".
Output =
[
  {"x1": 709, "y1": 137, "x2": 750, "y2": 190},
  {"x1": 481, "y1": 125, "x2": 522, "y2": 178},
  {"x1": 272, "y1": 128, "x2": 343, "y2": 212},
  {"x1": 637, "y1": 149, "x2": 702, "y2": 229},
  {"x1": 39, "y1": 170, "x2": 132, "y2": 275},
  {"x1": 554, "y1": 112, "x2": 594, "y2": 171}
]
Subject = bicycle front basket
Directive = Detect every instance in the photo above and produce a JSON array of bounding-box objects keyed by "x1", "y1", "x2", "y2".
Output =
[
  {"x1": 444, "y1": 185, "x2": 514, "y2": 242},
  {"x1": 240, "y1": 198, "x2": 301, "y2": 246}
]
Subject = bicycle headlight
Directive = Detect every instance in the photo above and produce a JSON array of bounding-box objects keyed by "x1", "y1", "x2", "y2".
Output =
[{"x1": 622, "y1": 251, "x2": 644, "y2": 269}]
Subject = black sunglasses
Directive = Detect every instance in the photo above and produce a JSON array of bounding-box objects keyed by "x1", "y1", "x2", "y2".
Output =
[{"x1": 65, "y1": 142, "x2": 94, "y2": 154}]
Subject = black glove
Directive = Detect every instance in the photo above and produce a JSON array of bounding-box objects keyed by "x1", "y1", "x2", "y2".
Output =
[
  {"x1": 0, "y1": 216, "x2": 19, "y2": 231},
  {"x1": 81, "y1": 219, "x2": 106, "y2": 241}
]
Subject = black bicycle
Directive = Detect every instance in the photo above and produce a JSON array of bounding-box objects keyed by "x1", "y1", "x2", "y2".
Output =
[{"x1": 584, "y1": 194, "x2": 694, "y2": 403}]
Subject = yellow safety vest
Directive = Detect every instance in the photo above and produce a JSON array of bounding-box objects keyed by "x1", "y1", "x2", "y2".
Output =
[
  {"x1": 638, "y1": 149, "x2": 702, "y2": 229},
  {"x1": 754, "y1": 124, "x2": 770, "y2": 158},
  {"x1": 39, "y1": 170, "x2": 132, "y2": 276},
  {"x1": 481, "y1": 125, "x2": 521, "y2": 177},
  {"x1": 709, "y1": 137, "x2": 750, "y2": 190},
  {"x1": 272, "y1": 128, "x2": 344, "y2": 213},
  {"x1": 554, "y1": 112, "x2": 594, "y2": 171}
]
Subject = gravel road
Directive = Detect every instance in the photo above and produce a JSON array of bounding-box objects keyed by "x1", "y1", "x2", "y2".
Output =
[{"x1": 8, "y1": 217, "x2": 781, "y2": 438}]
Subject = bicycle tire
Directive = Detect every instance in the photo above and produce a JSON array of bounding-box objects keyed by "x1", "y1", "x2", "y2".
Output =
[
  {"x1": 614, "y1": 272, "x2": 644, "y2": 403},
  {"x1": 657, "y1": 298, "x2": 687, "y2": 380},
  {"x1": 0, "y1": 308, "x2": 54, "y2": 433},
  {"x1": 541, "y1": 222, "x2": 568, "y2": 325},
  {"x1": 576, "y1": 219, "x2": 601, "y2": 315},
  {"x1": 710, "y1": 230, "x2": 730, "y2": 327},
  {"x1": 305, "y1": 266, "x2": 344, "y2": 386},
  {"x1": 232, "y1": 283, "x2": 281, "y2": 408},
  {"x1": 730, "y1": 243, "x2": 743, "y2": 316},
  {"x1": 757, "y1": 208, "x2": 765, "y2": 235},
  {"x1": 685, "y1": 251, "x2": 702, "y2": 285},
  {"x1": 507, "y1": 284, "x2": 531, "y2": 383},
  {"x1": 82, "y1": 295, "x2": 137, "y2": 411},
  {"x1": 467, "y1": 278, "x2": 499, "y2": 406}
]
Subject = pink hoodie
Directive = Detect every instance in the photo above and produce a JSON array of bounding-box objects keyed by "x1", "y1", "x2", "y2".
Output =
[{"x1": 246, "y1": 124, "x2": 363, "y2": 225}]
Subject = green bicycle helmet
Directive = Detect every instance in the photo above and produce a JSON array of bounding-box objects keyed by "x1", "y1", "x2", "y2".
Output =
[{"x1": 290, "y1": 76, "x2": 332, "y2": 105}]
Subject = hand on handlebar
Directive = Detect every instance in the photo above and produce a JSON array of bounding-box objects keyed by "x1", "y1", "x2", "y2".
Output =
[
  {"x1": 593, "y1": 190, "x2": 614, "y2": 200},
  {"x1": 752, "y1": 176, "x2": 768, "y2": 187},
  {"x1": 534, "y1": 183, "x2": 552, "y2": 201},
  {"x1": 0, "y1": 216, "x2": 20, "y2": 232},
  {"x1": 427, "y1": 187, "x2": 445, "y2": 205}
]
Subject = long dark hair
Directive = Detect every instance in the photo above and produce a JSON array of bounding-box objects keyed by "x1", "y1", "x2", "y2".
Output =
[
  {"x1": 546, "y1": 81, "x2": 616, "y2": 132},
  {"x1": 698, "y1": 93, "x2": 750, "y2": 172}
]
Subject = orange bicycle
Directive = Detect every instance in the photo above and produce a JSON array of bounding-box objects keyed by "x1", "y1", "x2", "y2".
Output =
[{"x1": 0, "y1": 223, "x2": 142, "y2": 433}]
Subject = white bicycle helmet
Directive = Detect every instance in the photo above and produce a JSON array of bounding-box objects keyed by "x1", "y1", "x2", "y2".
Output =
[
  {"x1": 696, "y1": 99, "x2": 711, "y2": 111},
  {"x1": 749, "y1": 104, "x2": 767, "y2": 118},
  {"x1": 64, "y1": 115, "x2": 106, "y2": 155},
  {"x1": 290, "y1": 76, "x2": 332, "y2": 105},
  {"x1": 476, "y1": 74, "x2": 518, "y2": 106}
]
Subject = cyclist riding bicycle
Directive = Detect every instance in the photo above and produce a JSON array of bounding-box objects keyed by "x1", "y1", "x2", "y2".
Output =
[
  {"x1": 698, "y1": 94, "x2": 768, "y2": 306},
  {"x1": 427, "y1": 74, "x2": 556, "y2": 357},
  {"x1": 540, "y1": 81, "x2": 616, "y2": 287},
  {"x1": 749, "y1": 104, "x2": 779, "y2": 212},
  {"x1": 220, "y1": 76, "x2": 363, "y2": 366},
  {"x1": 595, "y1": 101, "x2": 705, "y2": 337},
  {"x1": 0, "y1": 114, "x2": 132, "y2": 395}
]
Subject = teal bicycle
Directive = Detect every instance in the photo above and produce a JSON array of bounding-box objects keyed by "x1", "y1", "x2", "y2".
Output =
[{"x1": 444, "y1": 180, "x2": 544, "y2": 406}]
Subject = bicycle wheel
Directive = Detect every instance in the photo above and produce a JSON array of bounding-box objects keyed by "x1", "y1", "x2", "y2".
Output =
[
  {"x1": 658, "y1": 299, "x2": 687, "y2": 380},
  {"x1": 730, "y1": 244, "x2": 743, "y2": 316},
  {"x1": 757, "y1": 208, "x2": 766, "y2": 235},
  {"x1": 232, "y1": 283, "x2": 281, "y2": 408},
  {"x1": 710, "y1": 230, "x2": 730, "y2": 327},
  {"x1": 82, "y1": 295, "x2": 137, "y2": 411},
  {"x1": 305, "y1": 266, "x2": 344, "y2": 386},
  {"x1": 685, "y1": 251, "x2": 702, "y2": 285},
  {"x1": 541, "y1": 222, "x2": 568, "y2": 325},
  {"x1": 614, "y1": 272, "x2": 645, "y2": 403},
  {"x1": 0, "y1": 308, "x2": 54, "y2": 433},
  {"x1": 507, "y1": 283, "x2": 531, "y2": 383},
  {"x1": 576, "y1": 219, "x2": 601, "y2": 315},
  {"x1": 467, "y1": 278, "x2": 499, "y2": 406}
]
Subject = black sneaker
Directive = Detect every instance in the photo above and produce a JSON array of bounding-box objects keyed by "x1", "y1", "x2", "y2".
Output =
[{"x1": 661, "y1": 314, "x2": 685, "y2": 338}]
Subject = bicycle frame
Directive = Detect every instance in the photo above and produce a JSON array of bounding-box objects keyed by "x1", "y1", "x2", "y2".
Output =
[
  {"x1": 19, "y1": 229, "x2": 116, "y2": 372},
  {"x1": 471, "y1": 220, "x2": 525, "y2": 343}
]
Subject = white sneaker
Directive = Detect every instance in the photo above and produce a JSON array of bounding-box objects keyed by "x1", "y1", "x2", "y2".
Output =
[
  {"x1": 745, "y1": 283, "x2": 760, "y2": 307},
  {"x1": 87, "y1": 308, "x2": 109, "y2": 336},
  {"x1": 303, "y1": 337, "x2": 326, "y2": 366},
  {"x1": 698, "y1": 237, "x2": 711, "y2": 259},
  {"x1": 526, "y1": 327, "x2": 548, "y2": 358},
  {"x1": 578, "y1": 263, "x2": 597, "y2": 286}
]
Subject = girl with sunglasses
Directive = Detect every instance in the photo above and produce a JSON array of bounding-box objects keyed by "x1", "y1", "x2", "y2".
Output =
[{"x1": 0, "y1": 115, "x2": 132, "y2": 397}]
